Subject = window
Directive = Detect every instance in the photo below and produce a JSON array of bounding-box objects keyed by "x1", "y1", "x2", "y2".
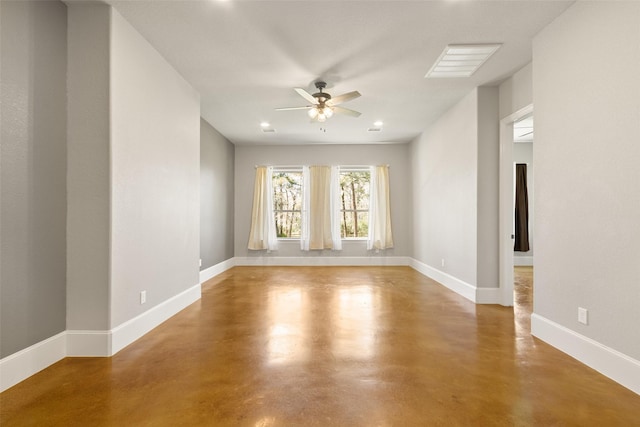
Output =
[
  {"x1": 339, "y1": 169, "x2": 370, "y2": 238},
  {"x1": 272, "y1": 169, "x2": 303, "y2": 238},
  {"x1": 270, "y1": 166, "x2": 373, "y2": 241}
]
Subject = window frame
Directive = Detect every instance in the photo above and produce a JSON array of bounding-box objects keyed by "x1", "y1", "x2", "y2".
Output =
[
  {"x1": 338, "y1": 167, "x2": 371, "y2": 241},
  {"x1": 271, "y1": 167, "x2": 304, "y2": 240},
  {"x1": 269, "y1": 165, "x2": 373, "y2": 242}
]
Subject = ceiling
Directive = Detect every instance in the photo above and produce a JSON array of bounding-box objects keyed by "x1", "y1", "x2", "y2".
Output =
[{"x1": 108, "y1": 0, "x2": 572, "y2": 146}]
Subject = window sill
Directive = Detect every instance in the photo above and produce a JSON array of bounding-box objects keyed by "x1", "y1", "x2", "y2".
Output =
[{"x1": 275, "y1": 238, "x2": 368, "y2": 242}]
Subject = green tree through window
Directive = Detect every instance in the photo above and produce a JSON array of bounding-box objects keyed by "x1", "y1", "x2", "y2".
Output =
[
  {"x1": 272, "y1": 171, "x2": 303, "y2": 238},
  {"x1": 340, "y1": 170, "x2": 370, "y2": 238}
]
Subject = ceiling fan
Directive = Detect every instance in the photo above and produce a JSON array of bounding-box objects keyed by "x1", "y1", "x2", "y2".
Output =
[{"x1": 276, "y1": 81, "x2": 361, "y2": 122}]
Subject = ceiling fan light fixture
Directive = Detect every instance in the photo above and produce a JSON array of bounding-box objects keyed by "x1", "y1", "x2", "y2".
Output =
[{"x1": 277, "y1": 82, "x2": 361, "y2": 121}]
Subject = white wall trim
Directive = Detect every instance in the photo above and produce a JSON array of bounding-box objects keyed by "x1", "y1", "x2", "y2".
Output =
[
  {"x1": 531, "y1": 313, "x2": 640, "y2": 395},
  {"x1": 110, "y1": 282, "x2": 201, "y2": 355},
  {"x1": 1, "y1": 283, "x2": 203, "y2": 390},
  {"x1": 0, "y1": 332, "x2": 67, "y2": 392},
  {"x1": 476, "y1": 287, "x2": 501, "y2": 304},
  {"x1": 200, "y1": 257, "x2": 236, "y2": 283},
  {"x1": 235, "y1": 256, "x2": 411, "y2": 266},
  {"x1": 410, "y1": 258, "x2": 476, "y2": 302},
  {"x1": 409, "y1": 258, "x2": 500, "y2": 304},
  {"x1": 514, "y1": 255, "x2": 533, "y2": 266},
  {"x1": 67, "y1": 283, "x2": 202, "y2": 357},
  {"x1": 66, "y1": 330, "x2": 111, "y2": 357}
]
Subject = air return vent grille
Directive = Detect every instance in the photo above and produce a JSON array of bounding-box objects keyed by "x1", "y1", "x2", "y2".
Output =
[{"x1": 425, "y1": 44, "x2": 501, "y2": 78}]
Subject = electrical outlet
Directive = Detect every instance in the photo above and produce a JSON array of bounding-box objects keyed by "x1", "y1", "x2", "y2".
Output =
[
  {"x1": 441, "y1": 258, "x2": 445, "y2": 268},
  {"x1": 140, "y1": 291, "x2": 147, "y2": 305},
  {"x1": 578, "y1": 307, "x2": 588, "y2": 325},
  {"x1": 199, "y1": 258, "x2": 202, "y2": 267}
]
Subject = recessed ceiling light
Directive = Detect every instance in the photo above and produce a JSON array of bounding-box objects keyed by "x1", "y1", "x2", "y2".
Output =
[
  {"x1": 260, "y1": 122, "x2": 270, "y2": 128},
  {"x1": 373, "y1": 121, "x2": 384, "y2": 127},
  {"x1": 425, "y1": 44, "x2": 501, "y2": 78}
]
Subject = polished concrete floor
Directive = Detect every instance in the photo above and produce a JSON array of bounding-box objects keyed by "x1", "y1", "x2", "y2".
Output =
[{"x1": 1, "y1": 266, "x2": 639, "y2": 426}]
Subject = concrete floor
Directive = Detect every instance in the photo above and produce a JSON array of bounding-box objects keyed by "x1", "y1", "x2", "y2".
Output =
[{"x1": 1, "y1": 266, "x2": 638, "y2": 426}]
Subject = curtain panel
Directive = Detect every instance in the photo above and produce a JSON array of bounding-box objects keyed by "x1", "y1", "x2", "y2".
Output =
[
  {"x1": 368, "y1": 165, "x2": 394, "y2": 251},
  {"x1": 514, "y1": 163, "x2": 530, "y2": 252},
  {"x1": 301, "y1": 166, "x2": 342, "y2": 251},
  {"x1": 329, "y1": 166, "x2": 342, "y2": 250},
  {"x1": 248, "y1": 166, "x2": 278, "y2": 251}
]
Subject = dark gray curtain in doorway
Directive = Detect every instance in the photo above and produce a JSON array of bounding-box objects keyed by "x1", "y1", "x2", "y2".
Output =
[{"x1": 514, "y1": 163, "x2": 530, "y2": 252}]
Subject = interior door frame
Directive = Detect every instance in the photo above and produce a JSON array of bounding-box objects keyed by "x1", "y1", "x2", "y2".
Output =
[{"x1": 499, "y1": 104, "x2": 533, "y2": 306}]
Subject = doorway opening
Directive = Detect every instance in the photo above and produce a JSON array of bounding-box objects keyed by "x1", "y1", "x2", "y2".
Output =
[
  {"x1": 499, "y1": 105, "x2": 533, "y2": 308},
  {"x1": 512, "y1": 114, "x2": 534, "y2": 320}
]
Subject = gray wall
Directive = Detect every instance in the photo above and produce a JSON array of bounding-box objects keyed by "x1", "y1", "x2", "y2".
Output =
[
  {"x1": 67, "y1": 3, "x2": 201, "y2": 330},
  {"x1": 411, "y1": 90, "x2": 479, "y2": 286},
  {"x1": 533, "y1": 1, "x2": 640, "y2": 360},
  {"x1": 234, "y1": 144, "x2": 412, "y2": 258},
  {"x1": 109, "y1": 9, "x2": 201, "y2": 328},
  {"x1": 476, "y1": 87, "x2": 500, "y2": 288},
  {"x1": 499, "y1": 62, "x2": 532, "y2": 120},
  {"x1": 0, "y1": 0, "x2": 68, "y2": 357},
  {"x1": 411, "y1": 87, "x2": 500, "y2": 289},
  {"x1": 66, "y1": 2, "x2": 111, "y2": 331},
  {"x1": 200, "y1": 119, "x2": 235, "y2": 269}
]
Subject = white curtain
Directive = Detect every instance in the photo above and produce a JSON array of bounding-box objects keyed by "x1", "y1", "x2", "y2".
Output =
[
  {"x1": 300, "y1": 166, "x2": 311, "y2": 250},
  {"x1": 301, "y1": 166, "x2": 342, "y2": 251},
  {"x1": 368, "y1": 165, "x2": 394, "y2": 251},
  {"x1": 248, "y1": 166, "x2": 278, "y2": 251},
  {"x1": 330, "y1": 166, "x2": 343, "y2": 251}
]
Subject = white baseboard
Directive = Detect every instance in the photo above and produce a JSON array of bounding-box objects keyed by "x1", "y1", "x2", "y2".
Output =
[
  {"x1": 0, "y1": 331, "x2": 67, "y2": 392},
  {"x1": 409, "y1": 258, "x2": 500, "y2": 304},
  {"x1": 410, "y1": 258, "x2": 476, "y2": 302},
  {"x1": 110, "y1": 282, "x2": 201, "y2": 355},
  {"x1": 200, "y1": 257, "x2": 236, "y2": 283},
  {"x1": 531, "y1": 313, "x2": 640, "y2": 395},
  {"x1": 234, "y1": 256, "x2": 411, "y2": 266},
  {"x1": 66, "y1": 330, "x2": 111, "y2": 357},
  {"x1": 68, "y1": 283, "x2": 202, "y2": 357},
  {"x1": 2, "y1": 283, "x2": 203, "y2": 391},
  {"x1": 476, "y1": 287, "x2": 501, "y2": 304},
  {"x1": 514, "y1": 255, "x2": 533, "y2": 266}
]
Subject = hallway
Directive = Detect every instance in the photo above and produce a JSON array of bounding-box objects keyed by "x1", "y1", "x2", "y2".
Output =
[{"x1": 1, "y1": 267, "x2": 638, "y2": 426}]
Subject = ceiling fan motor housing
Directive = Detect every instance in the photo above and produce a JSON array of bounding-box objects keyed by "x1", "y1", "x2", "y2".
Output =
[{"x1": 313, "y1": 81, "x2": 331, "y2": 103}]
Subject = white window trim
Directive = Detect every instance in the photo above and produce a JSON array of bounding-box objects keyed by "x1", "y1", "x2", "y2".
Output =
[
  {"x1": 272, "y1": 167, "x2": 304, "y2": 240},
  {"x1": 338, "y1": 167, "x2": 371, "y2": 240},
  {"x1": 269, "y1": 165, "x2": 373, "y2": 242}
]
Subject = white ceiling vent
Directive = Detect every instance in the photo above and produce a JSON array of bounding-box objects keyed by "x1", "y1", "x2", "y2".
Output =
[
  {"x1": 367, "y1": 128, "x2": 382, "y2": 132},
  {"x1": 425, "y1": 44, "x2": 501, "y2": 78},
  {"x1": 262, "y1": 128, "x2": 276, "y2": 133}
]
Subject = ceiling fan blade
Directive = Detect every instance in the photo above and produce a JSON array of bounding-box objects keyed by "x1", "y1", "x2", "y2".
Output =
[
  {"x1": 294, "y1": 88, "x2": 319, "y2": 105},
  {"x1": 333, "y1": 106, "x2": 361, "y2": 117},
  {"x1": 275, "y1": 106, "x2": 312, "y2": 111},
  {"x1": 327, "y1": 91, "x2": 361, "y2": 106}
]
